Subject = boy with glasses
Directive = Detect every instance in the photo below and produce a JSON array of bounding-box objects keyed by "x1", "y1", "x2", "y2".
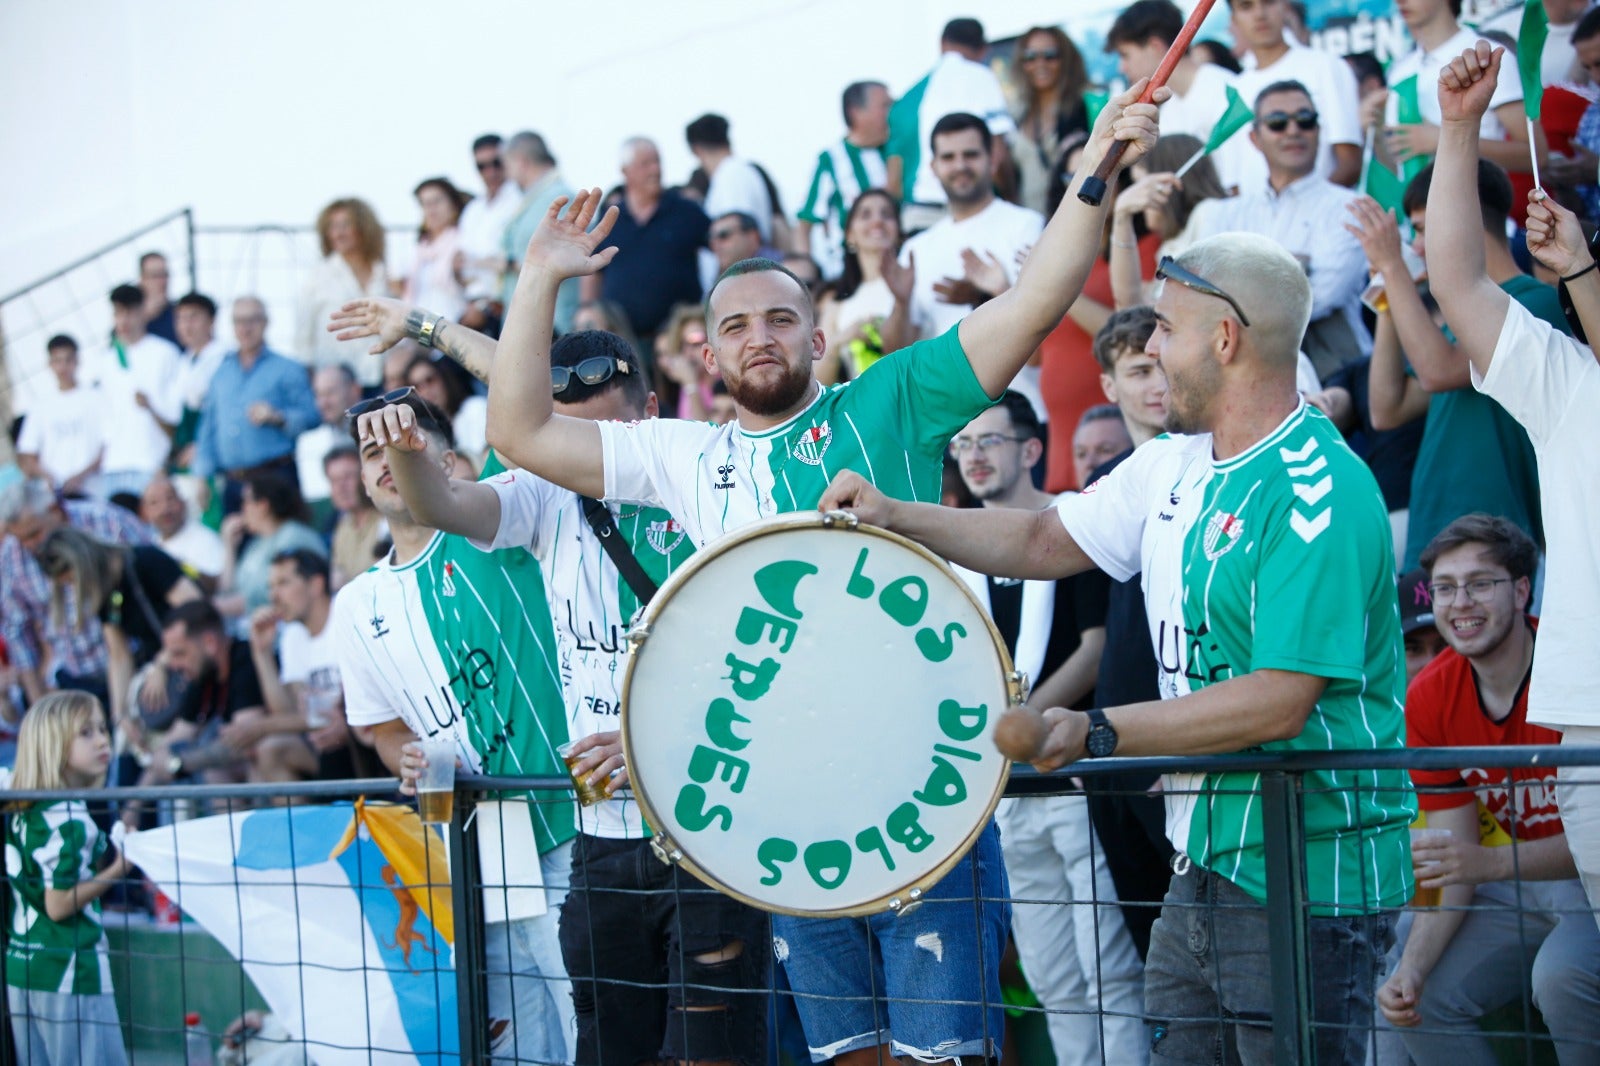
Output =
[{"x1": 1379, "y1": 513, "x2": 1600, "y2": 1063}]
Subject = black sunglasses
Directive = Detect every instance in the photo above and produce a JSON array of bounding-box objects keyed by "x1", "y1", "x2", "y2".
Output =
[
  {"x1": 345, "y1": 386, "x2": 417, "y2": 422},
  {"x1": 1020, "y1": 49, "x2": 1061, "y2": 62},
  {"x1": 1259, "y1": 108, "x2": 1319, "y2": 134},
  {"x1": 477, "y1": 157, "x2": 504, "y2": 172},
  {"x1": 1156, "y1": 257, "x2": 1251, "y2": 327},
  {"x1": 552, "y1": 356, "x2": 632, "y2": 396}
]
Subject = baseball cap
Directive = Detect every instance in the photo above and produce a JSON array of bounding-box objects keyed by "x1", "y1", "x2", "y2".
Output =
[{"x1": 1398, "y1": 568, "x2": 1435, "y2": 635}]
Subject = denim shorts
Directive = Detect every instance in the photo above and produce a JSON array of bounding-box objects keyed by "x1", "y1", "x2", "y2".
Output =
[
  {"x1": 1145, "y1": 860, "x2": 1394, "y2": 1066},
  {"x1": 772, "y1": 819, "x2": 1010, "y2": 1063}
]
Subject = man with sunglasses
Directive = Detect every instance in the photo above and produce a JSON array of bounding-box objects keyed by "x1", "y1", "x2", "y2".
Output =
[
  {"x1": 458, "y1": 134, "x2": 521, "y2": 332},
  {"x1": 1192, "y1": 80, "x2": 1371, "y2": 379},
  {"x1": 341, "y1": 313, "x2": 768, "y2": 1066},
  {"x1": 329, "y1": 391, "x2": 579, "y2": 1064},
  {"x1": 819, "y1": 231, "x2": 1416, "y2": 1066},
  {"x1": 483, "y1": 85, "x2": 1161, "y2": 1066}
]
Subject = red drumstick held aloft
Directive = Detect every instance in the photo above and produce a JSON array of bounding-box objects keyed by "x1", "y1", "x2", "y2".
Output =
[{"x1": 1078, "y1": 0, "x2": 1221, "y2": 206}]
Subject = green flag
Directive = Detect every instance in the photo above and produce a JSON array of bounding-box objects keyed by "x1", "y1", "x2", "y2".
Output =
[
  {"x1": 1364, "y1": 159, "x2": 1408, "y2": 216},
  {"x1": 1205, "y1": 85, "x2": 1253, "y2": 153},
  {"x1": 1390, "y1": 75, "x2": 1428, "y2": 183},
  {"x1": 1519, "y1": 0, "x2": 1549, "y2": 121},
  {"x1": 1085, "y1": 90, "x2": 1109, "y2": 132}
]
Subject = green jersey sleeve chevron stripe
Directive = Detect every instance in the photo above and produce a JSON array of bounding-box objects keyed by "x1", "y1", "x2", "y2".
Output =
[
  {"x1": 1057, "y1": 404, "x2": 1416, "y2": 914},
  {"x1": 5, "y1": 801, "x2": 114, "y2": 994},
  {"x1": 333, "y1": 531, "x2": 576, "y2": 857},
  {"x1": 474, "y1": 468, "x2": 698, "y2": 840},
  {"x1": 596, "y1": 324, "x2": 994, "y2": 544}
]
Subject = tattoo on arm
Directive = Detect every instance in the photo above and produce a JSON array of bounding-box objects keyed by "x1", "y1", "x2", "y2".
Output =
[{"x1": 434, "y1": 322, "x2": 491, "y2": 384}]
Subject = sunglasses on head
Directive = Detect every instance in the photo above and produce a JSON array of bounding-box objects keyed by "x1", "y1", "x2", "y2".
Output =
[
  {"x1": 345, "y1": 386, "x2": 417, "y2": 422},
  {"x1": 1156, "y1": 256, "x2": 1251, "y2": 327},
  {"x1": 1259, "y1": 108, "x2": 1319, "y2": 134},
  {"x1": 1021, "y1": 49, "x2": 1060, "y2": 62},
  {"x1": 552, "y1": 356, "x2": 632, "y2": 396}
]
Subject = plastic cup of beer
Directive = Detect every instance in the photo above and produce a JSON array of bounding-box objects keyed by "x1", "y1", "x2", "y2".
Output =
[
  {"x1": 416, "y1": 737, "x2": 457, "y2": 824},
  {"x1": 558, "y1": 741, "x2": 611, "y2": 808},
  {"x1": 1409, "y1": 828, "x2": 1453, "y2": 908}
]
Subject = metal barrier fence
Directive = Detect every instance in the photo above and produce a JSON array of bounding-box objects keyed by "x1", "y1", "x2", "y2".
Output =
[{"x1": 3, "y1": 746, "x2": 1597, "y2": 1065}]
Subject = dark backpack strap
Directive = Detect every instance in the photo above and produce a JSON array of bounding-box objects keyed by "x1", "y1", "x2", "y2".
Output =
[{"x1": 578, "y1": 496, "x2": 660, "y2": 606}]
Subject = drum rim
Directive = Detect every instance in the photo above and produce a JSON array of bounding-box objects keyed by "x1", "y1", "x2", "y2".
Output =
[{"x1": 619, "y1": 510, "x2": 1020, "y2": 917}]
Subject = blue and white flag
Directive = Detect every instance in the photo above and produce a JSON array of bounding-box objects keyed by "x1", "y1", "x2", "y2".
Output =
[{"x1": 125, "y1": 802, "x2": 458, "y2": 1065}]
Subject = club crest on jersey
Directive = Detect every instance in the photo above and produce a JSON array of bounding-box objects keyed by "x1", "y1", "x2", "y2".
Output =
[
  {"x1": 646, "y1": 517, "x2": 686, "y2": 555},
  {"x1": 792, "y1": 421, "x2": 832, "y2": 466},
  {"x1": 1202, "y1": 510, "x2": 1245, "y2": 561},
  {"x1": 441, "y1": 560, "x2": 457, "y2": 597}
]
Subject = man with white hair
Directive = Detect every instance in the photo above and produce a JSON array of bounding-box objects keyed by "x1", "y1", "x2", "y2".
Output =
[
  {"x1": 581, "y1": 136, "x2": 709, "y2": 344},
  {"x1": 821, "y1": 231, "x2": 1415, "y2": 1066}
]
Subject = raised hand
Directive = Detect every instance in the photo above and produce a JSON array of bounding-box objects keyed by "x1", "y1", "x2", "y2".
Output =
[
  {"x1": 1114, "y1": 172, "x2": 1180, "y2": 220},
  {"x1": 356, "y1": 402, "x2": 431, "y2": 452},
  {"x1": 1525, "y1": 190, "x2": 1591, "y2": 277},
  {"x1": 522, "y1": 188, "x2": 621, "y2": 281},
  {"x1": 1437, "y1": 42, "x2": 1502, "y2": 127},
  {"x1": 247, "y1": 607, "x2": 279, "y2": 659},
  {"x1": 881, "y1": 248, "x2": 916, "y2": 307},
  {"x1": 329, "y1": 297, "x2": 411, "y2": 354},
  {"x1": 1343, "y1": 197, "x2": 1407, "y2": 274},
  {"x1": 1383, "y1": 121, "x2": 1440, "y2": 163},
  {"x1": 960, "y1": 248, "x2": 1010, "y2": 297},
  {"x1": 1084, "y1": 77, "x2": 1168, "y2": 173}
]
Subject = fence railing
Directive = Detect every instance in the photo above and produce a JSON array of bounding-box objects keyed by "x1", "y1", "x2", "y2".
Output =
[{"x1": 3, "y1": 746, "x2": 1596, "y2": 1065}]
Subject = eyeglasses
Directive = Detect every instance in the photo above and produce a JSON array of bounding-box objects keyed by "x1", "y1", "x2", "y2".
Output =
[
  {"x1": 345, "y1": 386, "x2": 417, "y2": 422},
  {"x1": 1156, "y1": 256, "x2": 1252, "y2": 327},
  {"x1": 477, "y1": 157, "x2": 504, "y2": 172},
  {"x1": 948, "y1": 432, "x2": 1024, "y2": 455},
  {"x1": 552, "y1": 356, "x2": 632, "y2": 396},
  {"x1": 1020, "y1": 50, "x2": 1061, "y2": 62},
  {"x1": 1427, "y1": 577, "x2": 1513, "y2": 604},
  {"x1": 1259, "y1": 109, "x2": 1319, "y2": 134}
]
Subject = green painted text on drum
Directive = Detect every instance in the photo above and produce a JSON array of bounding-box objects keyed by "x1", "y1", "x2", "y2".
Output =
[{"x1": 673, "y1": 546, "x2": 990, "y2": 893}]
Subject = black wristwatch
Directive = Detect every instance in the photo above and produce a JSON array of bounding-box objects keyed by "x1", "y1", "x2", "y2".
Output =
[{"x1": 1083, "y1": 707, "x2": 1119, "y2": 758}]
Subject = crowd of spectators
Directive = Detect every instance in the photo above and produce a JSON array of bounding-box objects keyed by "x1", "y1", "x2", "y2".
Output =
[{"x1": 5, "y1": 2, "x2": 1600, "y2": 1064}]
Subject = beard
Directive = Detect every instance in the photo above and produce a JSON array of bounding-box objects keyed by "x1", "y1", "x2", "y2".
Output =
[
  {"x1": 1162, "y1": 357, "x2": 1221, "y2": 436},
  {"x1": 726, "y1": 359, "x2": 813, "y2": 417}
]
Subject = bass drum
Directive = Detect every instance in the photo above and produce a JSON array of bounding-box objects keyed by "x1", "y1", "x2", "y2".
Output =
[{"x1": 620, "y1": 511, "x2": 1023, "y2": 917}]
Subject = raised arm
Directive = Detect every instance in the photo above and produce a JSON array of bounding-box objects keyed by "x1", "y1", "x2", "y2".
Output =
[
  {"x1": 1426, "y1": 43, "x2": 1513, "y2": 379},
  {"x1": 355, "y1": 402, "x2": 504, "y2": 543},
  {"x1": 1525, "y1": 190, "x2": 1600, "y2": 361},
  {"x1": 957, "y1": 80, "x2": 1164, "y2": 398},
  {"x1": 485, "y1": 191, "x2": 618, "y2": 498},
  {"x1": 328, "y1": 297, "x2": 497, "y2": 385},
  {"x1": 818, "y1": 471, "x2": 1096, "y2": 580}
]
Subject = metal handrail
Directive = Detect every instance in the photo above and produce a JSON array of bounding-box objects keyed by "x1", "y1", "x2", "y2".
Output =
[{"x1": 0, "y1": 207, "x2": 195, "y2": 306}]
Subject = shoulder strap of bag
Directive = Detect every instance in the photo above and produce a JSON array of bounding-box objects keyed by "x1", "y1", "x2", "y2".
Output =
[{"x1": 578, "y1": 496, "x2": 660, "y2": 606}]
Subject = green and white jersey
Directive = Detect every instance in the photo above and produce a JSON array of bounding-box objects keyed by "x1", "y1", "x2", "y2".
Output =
[
  {"x1": 1057, "y1": 404, "x2": 1415, "y2": 914},
  {"x1": 597, "y1": 326, "x2": 992, "y2": 540},
  {"x1": 797, "y1": 139, "x2": 888, "y2": 276},
  {"x1": 5, "y1": 800, "x2": 112, "y2": 994},
  {"x1": 334, "y1": 531, "x2": 576, "y2": 861},
  {"x1": 885, "y1": 54, "x2": 1016, "y2": 206},
  {"x1": 474, "y1": 469, "x2": 698, "y2": 839}
]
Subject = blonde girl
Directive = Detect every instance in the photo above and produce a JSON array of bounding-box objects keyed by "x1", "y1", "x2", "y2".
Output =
[{"x1": 5, "y1": 691, "x2": 131, "y2": 1065}]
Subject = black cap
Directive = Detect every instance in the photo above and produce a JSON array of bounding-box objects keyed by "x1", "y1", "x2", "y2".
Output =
[{"x1": 1398, "y1": 568, "x2": 1435, "y2": 635}]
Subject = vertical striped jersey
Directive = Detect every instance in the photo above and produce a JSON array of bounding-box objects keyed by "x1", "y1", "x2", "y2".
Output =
[
  {"x1": 1057, "y1": 404, "x2": 1416, "y2": 914},
  {"x1": 5, "y1": 801, "x2": 113, "y2": 994},
  {"x1": 596, "y1": 325, "x2": 991, "y2": 542}
]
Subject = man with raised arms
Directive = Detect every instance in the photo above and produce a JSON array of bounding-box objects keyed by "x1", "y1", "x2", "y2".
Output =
[
  {"x1": 435, "y1": 82, "x2": 1162, "y2": 1066},
  {"x1": 815, "y1": 232, "x2": 1415, "y2": 1065}
]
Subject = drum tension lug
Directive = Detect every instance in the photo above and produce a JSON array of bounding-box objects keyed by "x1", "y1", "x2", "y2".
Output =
[
  {"x1": 626, "y1": 623, "x2": 652, "y2": 648},
  {"x1": 820, "y1": 509, "x2": 860, "y2": 530},
  {"x1": 886, "y1": 887, "x2": 924, "y2": 917},
  {"x1": 1008, "y1": 670, "x2": 1031, "y2": 704},
  {"x1": 649, "y1": 835, "x2": 684, "y2": 866}
]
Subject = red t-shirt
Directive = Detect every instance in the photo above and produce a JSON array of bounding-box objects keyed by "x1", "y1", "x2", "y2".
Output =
[
  {"x1": 1405, "y1": 618, "x2": 1562, "y2": 841},
  {"x1": 1037, "y1": 233, "x2": 1161, "y2": 492}
]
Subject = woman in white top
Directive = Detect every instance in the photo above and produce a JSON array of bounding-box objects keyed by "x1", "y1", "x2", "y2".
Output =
[
  {"x1": 817, "y1": 189, "x2": 910, "y2": 383},
  {"x1": 401, "y1": 178, "x2": 471, "y2": 324},
  {"x1": 298, "y1": 198, "x2": 389, "y2": 384}
]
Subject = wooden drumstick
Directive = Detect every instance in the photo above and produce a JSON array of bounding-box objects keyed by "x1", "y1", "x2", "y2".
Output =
[
  {"x1": 994, "y1": 706, "x2": 1048, "y2": 763},
  {"x1": 1078, "y1": 0, "x2": 1221, "y2": 207}
]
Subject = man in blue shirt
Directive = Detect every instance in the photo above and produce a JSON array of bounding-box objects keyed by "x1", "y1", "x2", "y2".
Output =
[{"x1": 194, "y1": 296, "x2": 319, "y2": 514}]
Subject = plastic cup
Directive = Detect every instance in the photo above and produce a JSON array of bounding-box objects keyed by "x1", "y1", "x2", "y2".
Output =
[
  {"x1": 416, "y1": 737, "x2": 457, "y2": 824},
  {"x1": 1409, "y1": 828, "x2": 1453, "y2": 908},
  {"x1": 557, "y1": 741, "x2": 611, "y2": 807}
]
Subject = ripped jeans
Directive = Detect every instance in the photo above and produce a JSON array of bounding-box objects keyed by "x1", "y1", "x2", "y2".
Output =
[
  {"x1": 558, "y1": 833, "x2": 769, "y2": 1065},
  {"x1": 773, "y1": 820, "x2": 1010, "y2": 1063}
]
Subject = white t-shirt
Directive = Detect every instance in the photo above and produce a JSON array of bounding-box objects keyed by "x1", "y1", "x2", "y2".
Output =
[
  {"x1": 901, "y1": 197, "x2": 1045, "y2": 340},
  {"x1": 452, "y1": 395, "x2": 488, "y2": 463},
  {"x1": 1475, "y1": 300, "x2": 1600, "y2": 729},
  {"x1": 457, "y1": 181, "x2": 522, "y2": 300},
  {"x1": 474, "y1": 472, "x2": 695, "y2": 839},
  {"x1": 177, "y1": 339, "x2": 229, "y2": 411},
  {"x1": 92, "y1": 334, "x2": 183, "y2": 475},
  {"x1": 1482, "y1": 6, "x2": 1580, "y2": 87},
  {"x1": 17, "y1": 385, "x2": 104, "y2": 486},
  {"x1": 905, "y1": 52, "x2": 1018, "y2": 206},
  {"x1": 295, "y1": 423, "x2": 344, "y2": 503},
  {"x1": 1160, "y1": 61, "x2": 1237, "y2": 144},
  {"x1": 705, "y1": 156, "x2": 775, "y2": 242},
  {"x1": 161, "y1": 519, "x2": 226, "y2": 579},
  {"x1": 1213, "y1": 42, "x2": 1363, "y2": 194},
  {"x1": 1385, "y1": 25, "x2": 1521, "y2": 137},
  {"x1": 278, "y1": 619, "x2": 341, "y2": 728}
]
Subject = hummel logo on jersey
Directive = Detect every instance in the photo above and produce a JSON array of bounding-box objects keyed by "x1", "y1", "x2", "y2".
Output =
[
  {"x1": 647, "y1": 517, "x2": 686, "y2": 555},
  {"x1": 369, "y1": 613, "x2": 389, "y2": 638},
  {"x1": 792, "y1": 421, "x2": 833, "y2": 465},
  {"x1": 1202, "y1": 510, "x2": 1245, "y2": 561},
  {"x1": 714, "y1": 463, "x2": 737, "y2": 490}
]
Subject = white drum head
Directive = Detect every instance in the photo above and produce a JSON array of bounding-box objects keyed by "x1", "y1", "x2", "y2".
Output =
[{"x1": 621, "y1": 512, "x2": 1018, "y2": 917}]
